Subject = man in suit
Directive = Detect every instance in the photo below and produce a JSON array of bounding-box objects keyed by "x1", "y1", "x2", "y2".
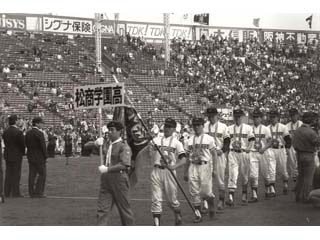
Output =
[
  {"x1": 2, "y1": 114, "x2": 25, "y2": 198},
  {"x1": 0, "y1": 133, "x2": 5, "y2": 203},
  {"x1": 25, "y1": 117, "x2": 48, "y2": 198}
]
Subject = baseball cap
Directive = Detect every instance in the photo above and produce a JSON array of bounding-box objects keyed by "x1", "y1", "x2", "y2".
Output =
[
  {"x1": 164, "y1": 118, "x2": 177, "y2": 128},
  {"x1": 289, "y1": 108, "x2": 299, "y2": 115},
  {"x1": 233, "y1": 109, "x2": 244, "y2": 116},
  {"x1": 206, "y1": 107, "x2": 218, "y2": 115},
  {"x1": 32, "y1": 116, "x2": 44, "y2": 125},
  {"x1": 107, "y1": 121, "x2": 124, "y2": 131},
  {"x1": 251, "y1": 109, "x2": 263, "y2": 118},
  {"x1": 192, "y1": 117, "x2": 205, "y2": 126}
]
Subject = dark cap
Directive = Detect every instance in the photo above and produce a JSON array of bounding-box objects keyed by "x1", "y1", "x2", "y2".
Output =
[
  {"x1": 107, "y1": 121, "x2": 124, "y2": 131},
  {"x1": 164, "y1": 118, "x2": 177, "y2": 128},
  {"x1": 302, "y1": 111, "x2": 318, "y2": 124},
  {"x1": 233, "y1": 109, "x2": 244, "y2": 116},
  {"x1": 252, "y1": 109, "x2": 263, "y2": 118},
  {"x1": 32, "y1": 117, "x2": 44, "y2": 125},
  {"x1": 206, "y1": 107, "x2": 218, "y2": 115},
  {"x1": 192, "y1": 117, "x2": 205, "y2": 126},
  {"x1": 289, "y1": 108, "x2": 299, "y2": 115},
  {"x1": 8, "y1": 114, "x2": 18, "y2": 125},
  {"x1": 268, "y1": 109, "x2": 279, "y2": 117}
]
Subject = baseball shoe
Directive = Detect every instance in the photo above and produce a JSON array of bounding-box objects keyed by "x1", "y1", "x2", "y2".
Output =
[
  {"x1": 153, "y1": 217, "x2": 161, "y2": 226},
  {"x1": 225, "y1": 199, "x2": 234, "y2": 207},
  {"x1": 217, "y1": 200, "x2": 224, "y2": 211},
  {"x1": 248, "y1": 197, "x2": 258, "y2": 203},
  {"x1": 193, "y1": 215, "x2": 202, "y2": 223},
  {"x1": 174, "y1": 212, "x2": 182, "y2": 226},
  {"x1": 268, "y1": 192, "x2": 276, "y2": 198}
]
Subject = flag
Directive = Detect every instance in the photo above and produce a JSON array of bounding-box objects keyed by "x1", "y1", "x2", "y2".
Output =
[
  {"x1": 306, "y1": 15, "x2": 312, "y2": 29},
  {"x1": 194, "y1": 14, "x2": 209, "y2": 25},
  {"x1": 253, "y1": 18, "x2": 260, "y2": 28}
]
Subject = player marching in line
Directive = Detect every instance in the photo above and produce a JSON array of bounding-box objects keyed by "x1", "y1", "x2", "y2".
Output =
[
  {"x1": 184, "y1": 117, "x2": 218, "y2": 223},
  {"x1": 225, "y1": 109, "x2": 255, "y2": 206},
  {"x1": 204, "y1": 107, "x2": 230, "y2": 211},
  {"x1": 150, "y1": 118, "x2": 187, "y2": 226},
  {"x1": 286, "y1": 108, "x2": 303, "y2": 189},
  {"x1": 267, "y1": 110, "x2": 292, "y2": 196},
  {"x1": 249, "y1": 109, "x2": 274, "y2": 201}
]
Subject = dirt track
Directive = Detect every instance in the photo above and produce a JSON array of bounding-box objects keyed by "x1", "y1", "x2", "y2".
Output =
[{"x1": 0, "y1": 156, "x2": 319, "y2": 226}]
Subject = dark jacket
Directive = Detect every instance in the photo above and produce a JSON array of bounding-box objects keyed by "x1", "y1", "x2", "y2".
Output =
[
  {"x1": 25, "y1": 127, "x2": 48, "y2": 163},
  {"x1": 2, "y1": 126, "x2": 25, "y2": 162}
]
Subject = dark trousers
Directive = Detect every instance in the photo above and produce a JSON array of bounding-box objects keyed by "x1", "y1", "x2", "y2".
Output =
[
  {"x1": 97, "y1": 172, "x2": 134, "y2": 226},
  {"x1": 295, "y1": 152, "x2": 316, "y2": 203},
  {"x1": 4, "y1": 160, "x2": 22, "y2": 197},
  {"x1": 28, "y1": 162, "x2": 46, "y2": 197},
  {"x1": 47, "y1": 143, "x2": 56, "y2": 158}
]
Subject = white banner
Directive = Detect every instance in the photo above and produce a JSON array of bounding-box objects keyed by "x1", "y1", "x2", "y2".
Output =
[
  {"x1": 126, "y1": 23, "x2": 192, "y2": 40},
  {"x1": 43, "y1": 17, "x2": 93, "y2": 35},
  {"x1": 74, "y1": 83, "x2": 125, "y2": 110}
]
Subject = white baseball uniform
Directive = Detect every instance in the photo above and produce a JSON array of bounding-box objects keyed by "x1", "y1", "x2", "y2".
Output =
[
  {"x1": 185, "y1": 133, "x2": 216, "y2": 206},
  {"x1": 268, "y1": 123, "x2": 290, "y2": 183},
  {"x1": 286, "y1": 120, "x2": 303, "y2": 179},
  {"x1": 150, "y1": 135, "x2": 185, "y2": 214},
  {"x1": 228, "y1": 123, "x2": 255, "y2": 190},
  {"x1": 204, "y1": 121, "x2": 229, "y2": 191},
  {"x1": 250, "y1": 124, "x2": 275, "y2": 187}
]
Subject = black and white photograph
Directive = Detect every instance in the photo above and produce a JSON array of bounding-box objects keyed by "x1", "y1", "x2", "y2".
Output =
[{"x1": 0, "y1": 0, "x2": 320, "y2": 238}]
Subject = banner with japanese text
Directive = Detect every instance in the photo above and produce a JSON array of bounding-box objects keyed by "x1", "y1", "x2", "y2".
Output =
[
  {"x1": 74, "y1": 83, "x2": 125, "y2": 110},
  {"x1": 262, "y1": 30, "x2": 319, "y2": 44},
  {"x1": 0, "y1": 13, "x2": 26, "y2": 30},
  {"x1": 43, "y1": 16, "x2": 93, "y2": 35}
]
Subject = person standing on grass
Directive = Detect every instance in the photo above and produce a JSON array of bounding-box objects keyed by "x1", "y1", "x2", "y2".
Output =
[{"x1": 25, "y1": 117, "x2": 48, "y2": 198}]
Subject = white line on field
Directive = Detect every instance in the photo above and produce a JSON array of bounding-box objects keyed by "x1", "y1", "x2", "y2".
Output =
[{"x1": 46, "y1": 196, "x2": 187, "y2": 202}]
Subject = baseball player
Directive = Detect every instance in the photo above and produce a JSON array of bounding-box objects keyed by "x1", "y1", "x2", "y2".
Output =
[
  {"x1": 267, "y1": 110, "x2": 291, "y2": 196},
  {"x1": 204, "y1": 107, "x2": 230, "y2": 210},
  {"x1": 184, "y1": 117, "x2": 217, "y2": 223},
  {"x1": 225, "y1": 109, "x2": 255, "y2": 206},
  {"x1": 286, "y1": 108, "x2": 302, "y2": 185},
  {"x1": 249, "y1": 109, "x2": 274, "y2": 201},
  {"x1": 150, "y1": 118, "x2": 186, "y2": 226}
]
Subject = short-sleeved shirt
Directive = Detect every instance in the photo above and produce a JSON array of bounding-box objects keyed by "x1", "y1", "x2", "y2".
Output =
[
  {"x1": 293, "y1": 124, "x2": 320, "y2": 153},
  {"x1": 251, "y1": 124, "x2": 272, "y2": 151},
  {"x1": 204, "y1": 121, "x2": 229, "y2": 150},
  {"x1": 286, "y1": 120, "x2": 303, "y2": 137},
  {"x1": 108, "y1": 141, "x2": 132, "y2": 167},
  {"x1": 228, "y1": 123, "x2": 255, "y2": 150},
  {"x1": 268, "y1": 123, "x2": 290, "y2": 147},
  {"x1": 152, "y1": 135, "x2": 185, "y2": 165},
  {"x1": 184, "y1": 133, "x2": 216, "y2": 163}
]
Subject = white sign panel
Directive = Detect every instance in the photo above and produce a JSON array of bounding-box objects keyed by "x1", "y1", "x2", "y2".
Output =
[
  {"x1": 74, "y1": 83, "x2": 125, "y2": 110},
  {"x1": 43, "y1": 17, "x2": 93, "y2": 35}
]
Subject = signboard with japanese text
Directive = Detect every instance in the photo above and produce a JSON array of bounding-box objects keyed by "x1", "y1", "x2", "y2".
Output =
[
  {"x1": 262, "y1": 30, "x2": 319, "y2": 44},
  {"x1": 126, "y1": 23, "x2": 193, "y2": 40},
  {"x1": 93, "y1": 20, "x2": 115, "y2": 36},
  {"x1": 0, "y1": 13, "x2": 26, "y2": 30},
  {"x1": 74, "y1": 83, "x2": 125, "y2": 110},
  {"x1": 43, "y1": 17, "x2": 93, "y2": 35}
]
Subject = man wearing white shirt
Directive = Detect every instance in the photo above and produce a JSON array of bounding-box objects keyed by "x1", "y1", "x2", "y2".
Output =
[
  {"x1": 226, "y1": 109, "x2": 255, "y2": 206},
  {"x1": 249, "y1": 109, "x2": 274, "y2": 202},
  {"x1": 96, "y1": 121, "x2": 134, "y2": 226},
  {"x1": 204, "y1": 107, "x2": 230, "y2": 210},
  {"x1": 286, "y1": 108, "x2": 303, "y2": 185},
  {"x1": 184, "y1": 117, "x2": 218, "y2": 223},
  {"x1": 267, "y1": 110, "x2": 292, "y2": 196},
  {"x1": 150, "y1": 118, "x2": 186, "y2": 226}
]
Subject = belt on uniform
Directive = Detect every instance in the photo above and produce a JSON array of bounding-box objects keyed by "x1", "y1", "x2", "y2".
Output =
[
  {"x1": 272, "y1": 146, "x2": 284, "y2": 149},
  {"x1": 230, "y1": 149, "x2": 243, "y2": 153},
  {"x1": 154, "y1": 164, "x2": 166, "y2": 169},
  {"x1": 191, "y1": 161, "x2": 208, "y2": 165}
]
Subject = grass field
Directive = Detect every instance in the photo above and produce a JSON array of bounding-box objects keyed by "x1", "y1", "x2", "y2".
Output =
[{"x1": 0, "y1": 155, "x2": 319, "y2": 226}]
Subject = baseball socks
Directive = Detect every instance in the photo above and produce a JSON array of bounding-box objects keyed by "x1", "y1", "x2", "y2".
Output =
[
  {"x1": 153, "y1": 213, "x2": 161, "y2": 226},
  {"x1": 207, "y1": 196, "x2": 215, "y2": 219},
  {"x1": 283, "y1": 180, "x2": 289, "y2": 195},
  {"x1": 269, "y1": 183, "x2": 276, "y2": 197},
  {"x1": 241, "y1": 185, "x2": 248, "y2": 205},
  {"x1": 249, "y1": 187, "x2": 258, "y2": 203},
  {"x1": 174, "y1": 209, "x2": 182, "y2": 226},
  {"x1": 225, "y1": 190, "x2": 235, "y2": 207},
  {"x1": 193, "y1": 206, "x2": 202, "y2": 223},
  {"x1": 217, "y1": 190, "x2": 225, "y2": 210}
]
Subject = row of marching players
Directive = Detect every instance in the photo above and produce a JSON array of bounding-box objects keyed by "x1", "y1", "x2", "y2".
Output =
[{"x1": 94, "y1": 106, "x2": 320, "y2": 226}]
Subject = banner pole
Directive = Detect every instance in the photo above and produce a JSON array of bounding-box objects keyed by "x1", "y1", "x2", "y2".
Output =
[{"x1": 98, "y1": 107, "x2": 103, "y2": 165}]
